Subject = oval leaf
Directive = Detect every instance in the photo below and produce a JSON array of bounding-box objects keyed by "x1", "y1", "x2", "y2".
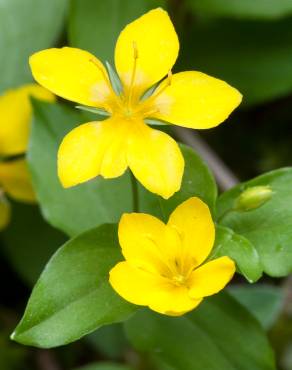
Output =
[
  {"x1": 210, "y1": 225, "x2": 262, "y2": 283},
  {"x1": 217, "y1": 168, "x2": 292, "y2": 277},
  {"x1": 229, "y1": 285, "x2": 285, "y2": 330},
  {"x1": 11, "y1": 224, "x2": 136, "y2": 348}
]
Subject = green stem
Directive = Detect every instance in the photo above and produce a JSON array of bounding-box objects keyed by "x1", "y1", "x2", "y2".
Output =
[{"x1": 130, "y1": 171, "x2": 139, "y2": 212}]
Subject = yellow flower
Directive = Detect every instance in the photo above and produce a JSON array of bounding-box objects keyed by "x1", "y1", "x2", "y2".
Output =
[
  {"x1": 0, "y1": 84, "x2": 55, "y2": 230},
  {"x1": 29, "y1": 8, "x2": 242, "y2": 199},
  {"x1": 109, "y1": 197, "x2": 235, "y2": 316}
]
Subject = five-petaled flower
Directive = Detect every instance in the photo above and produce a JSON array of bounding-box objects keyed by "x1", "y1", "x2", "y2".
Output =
[
  {"x1": 29, "y1": 8, "x2": 242, "y2": 199},
  {"x1": 0, "y1": 84, "x2": 55, "y2": 229},
  {"x1": 109, "y1": 197, "x2": 235, "y2": 316}
]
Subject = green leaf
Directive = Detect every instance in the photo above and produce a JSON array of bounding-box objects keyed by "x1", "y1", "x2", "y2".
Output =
[
  {"x1": 187, "y1": 0, "x2": 292, "y2": 20},
  {"x1": 28, "y1": 100, "x2": 133, "y2": 236},
  {"x1": 68, "y1": 0, "x2": 165, "y2": 63},
  {"x1": 0, "y1": 0, "x2": 67, "y2": 93},
  {"x1": 75, "y1": 363, "x2": 134, "y2": 370},
  {"x1": 11, "y1": 224, "x2": 136, "y2": 348},
  {"x1": 138, "y1": 144, "x2": 217, "y2": 221},
  {"x1": 86, "y1": 324, "x2": 130, "y2": 360},
  {"x1": 1, "y1": 202, "x2": 66, "y2": 285},
  {"x1": 180, "y1": 18, "x2": 292, "y2": 105},
  {"x1": 210, "y1": 225, "x2": 262, "y2": 283},
  {"x1": 125, "y1": 292, "x2": 276, "y2": 370},
  {"x1": 217, "y1": 168, "x2": 292, "y2": 276},
  {"x1": 229, "y1": 285, "x2": 285, "y2": 330}
]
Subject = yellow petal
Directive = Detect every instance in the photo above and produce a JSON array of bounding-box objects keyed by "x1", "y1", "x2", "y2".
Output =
[
  {"x1": 118, "y1": 212, "x2": 182, "y2": 275},
  {"x1": 115, "y1": 8, "x2": 179, "y2": 93},
  {"x1": 152, "y1": 71, "x2": 242, "y2": 129},
  {"x1": 128, "y1": 122, "x2": 184, "y2": 199},
  {"x1": 58, "y1": 118, "x2": 129, "y2": 188},
  {"x1": 0, "y1": 159, "x2": 36, "y2": 203},
  {"x1": 30, "y1": 47, "x2": 112, "y2": 107},
  {"x1": 148, "y1": 284, "x2": 202, "y2": 316},
  {"x1": 109, "y1": 261, "x2": 201, "y2": 316},
  {"x1": 167, "y1": 197, "x2": 215, "y2": 267},
  {"x1": 0, "y1": 84, "x2": 55, "y2": 156},
  {"x1": 110, "y1": 261, "x2": 163, "y2": 306},
  {"x1": 0, "y1": 195, "x2": 11, "y2": 231},
  {"x1": 188, "y1": 257, "x2": 236, "y2": 299}
]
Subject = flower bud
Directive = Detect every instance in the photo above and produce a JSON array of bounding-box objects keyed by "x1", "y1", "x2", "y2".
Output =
[{"x1": 235, "y1": 185, "x2": 273, "y2": 212}]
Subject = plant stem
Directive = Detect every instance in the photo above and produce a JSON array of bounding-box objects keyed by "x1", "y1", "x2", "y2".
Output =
[{"x1": 130, "y1": 171, "x2": 139, "y2": 212}]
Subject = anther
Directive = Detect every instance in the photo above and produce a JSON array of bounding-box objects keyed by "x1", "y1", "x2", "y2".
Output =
[
  {"x1": 133, "y1": 41, "x2": 139, "y2": 60},
  {"x1": 167, "y1": 70, "x2": 172, "y2": 86}
]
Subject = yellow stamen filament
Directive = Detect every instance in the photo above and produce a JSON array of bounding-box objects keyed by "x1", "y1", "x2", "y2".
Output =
[
  {"x1": 127, "y1": 41, "x2": 139, "y2": 109},
  {"x1": 150, "y1": 70, "x2": 172, "y2": 101}
]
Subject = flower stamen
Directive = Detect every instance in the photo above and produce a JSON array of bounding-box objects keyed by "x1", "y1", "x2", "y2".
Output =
[
  {"x1": 150, "y1": 70, "x2": 172, "y2": 101},
  {"x1": 127, "y1": 41, "x2": 139, "y2": 108}
]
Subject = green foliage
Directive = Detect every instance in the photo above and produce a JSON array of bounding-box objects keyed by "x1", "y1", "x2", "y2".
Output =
[
  {"x1": 3, "y1": 1, "x2": 292, "y2": 368},
  {"x1": 28, "y1": 100, "x2": 133, "y2": 236},
  {"x1": 86, "y1": 324, "x2": 130, "y2": 360},
  {"x1": 229, "y1": 285, "x2": 285, "y2": 330},
  {"x1": 0, "y1": 0, "x2": 67, "y2": 93},
  {"x1": 125, "y1": 292, "x2": 276, "y2": 370},
  {"x1": 187, "y1": 0, "x2": 292, "y2": 19},
  {"x1": 68, "y1": 0, "x2": 165, "y2": 62},
  {"x1": 217, "y1": 168, "x2": 292, "y2": 276},
  {"x1": 1, "y1": 202, "x2": 66, "y2": 285},
  {"x1": 11, "y1": 224, "x2": 136, "y2": 348},
  {"x1": 211, "y1": 226, "x2": 262, "y2": 282}
]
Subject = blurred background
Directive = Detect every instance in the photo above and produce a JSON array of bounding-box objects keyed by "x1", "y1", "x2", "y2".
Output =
[{"x1": 1, "y1": 0, "x2": 292, "y2": 369}]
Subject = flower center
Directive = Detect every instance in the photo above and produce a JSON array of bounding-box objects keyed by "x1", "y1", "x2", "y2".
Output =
[
  {"x1": 163, "y1": 257, "x2": 195, "y2": 288},
  {"x1": 89, "y1": 42, "x2": 173, "y2": 121},
  {"x1": 172, "y1": 273, "x2": 187, "y2": 286}
]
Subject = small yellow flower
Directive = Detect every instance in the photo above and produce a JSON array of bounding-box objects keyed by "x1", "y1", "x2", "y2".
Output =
[
  {"x1": 109, "y1": 197, "x2": 235, "y2": 316},
  {"x1": 0, "y1": 84, "x2": 55, "y2": 230},
  {"x1": 29, "y1": 8, "x2": 242, "y2": 199}
]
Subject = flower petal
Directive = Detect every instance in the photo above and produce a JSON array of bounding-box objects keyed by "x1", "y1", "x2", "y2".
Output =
[
  {"x1": 109, "y1": 261, "x2": 201, "y2": 316},
  {"x1": 118, "y1": 212, "x2": 181, "y2": 275},
  {"x1": 188, "y1": 257, "x2": 236, "y2": 299},
  {"x1": 152, "y1": 71, "x2": 242, "y2": 129},
  {"x1": 115, "y1": 8, "x2": 179, "y2": 93},
  {"x1": 0, "y1": 84, "x2": 55, "y2": 156},
  {"x1": 167, "y1": 197, "x2": 215, "y2": 267},
  {"x1": 30, "y1": 47, "x2": 112, "y2": 107},
  {"x1": 0, "y1": 195, "x2": 11, "y2": 231},
  {"x1": 0, "y1": 159, "x2": 36, "y2": 203},
  {"x1": 148, "y1": 284, "x2": 202, "y2": 316},
  {"x1": 58, "y1": 118, "x2": 129, "y2": 188},
  {"x1": 128, "y1": 123, "x2": 184, "y2": 199}
]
